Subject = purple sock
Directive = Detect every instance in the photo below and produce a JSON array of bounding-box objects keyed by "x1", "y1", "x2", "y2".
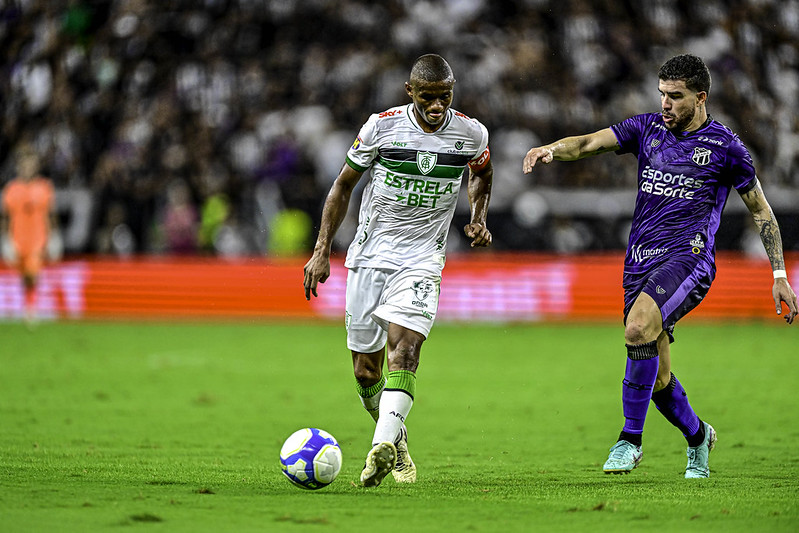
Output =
[
  {"x1": 621, "y1": 341, "x2": 659, "y2": 436},
  {"x1": 651, "y1": 372, "x2": 701, "y2": 442}
]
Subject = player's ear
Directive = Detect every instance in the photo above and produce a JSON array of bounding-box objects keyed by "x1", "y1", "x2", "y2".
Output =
[
  {"x1": 405, "y1": 81, "x2": 414, "y2": 99},
  {"x1": 696, "y1": 91, "x2": 707, "y2": 106}
]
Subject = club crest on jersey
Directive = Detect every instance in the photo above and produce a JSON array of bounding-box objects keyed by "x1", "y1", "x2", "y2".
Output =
[
  {"x1": 416, "y1": 151, "x2": 437, "y2": 175},
  {"x1": 692, "y1": 147, "x2": 712, "y2": 166}
]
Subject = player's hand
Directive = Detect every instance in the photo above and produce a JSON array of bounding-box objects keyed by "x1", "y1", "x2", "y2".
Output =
[
  {"x1": 773, "y1": 278, "x2": 797, "y2": 324},
  {"x1": 523, "y1": 146, "x2": 554, "y2": 174},
  {"x1": 303, "y1": 253, "x2": 330, "y2": 300},
  {"x1": 464, "y1": 223, "x2": 492, "y2": 248}
]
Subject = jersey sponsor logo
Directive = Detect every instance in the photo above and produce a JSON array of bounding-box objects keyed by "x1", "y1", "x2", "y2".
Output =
[
  {"x1": 640, "y1": 165, "x2": 704, "y2": 199},
  {"x1": 631, "y1": 244, "x2": 669, "y2": 263},
  {"x1": 417, "y1": 151, "x2": 437, "y2": 175},
  {"x1": 656, "y1": 285, "x2": 666, "y2": 295},
  {"x1": 391, "y1": 141, "x2": 408, "y2": 147},
  {"x1": 690, "y1": 233, "x2": 705, "y2": 254},
  {"x1": 650, "y1": 139, "x2": 661, "y2": 148},
  {"x1": 455, "y1": 141, "x2": 464, "y2": 150},
  {"x1": 698, "y1": 136, "x2": 724, "y2": 146},
  {"x1": 692, "y1": 147, "x2": 712, "y2": 166},
  {"x1": 379, "y1": 109, "x2": 403, "y2": 118},
  {"x1": 383, "y1": 171, "x2": 455, "y2": 209},
  {"x1": 351, "y1": 136, "x2": 362, "y2": 150}
]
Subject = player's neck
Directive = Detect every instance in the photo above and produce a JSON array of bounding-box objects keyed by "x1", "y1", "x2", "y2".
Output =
[{"x1": 683, "y1": 108, "x2": 708, "y2": 133}]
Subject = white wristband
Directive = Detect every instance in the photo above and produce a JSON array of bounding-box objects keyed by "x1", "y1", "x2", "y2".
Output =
[{"x1": 773, "y1": 269, "x2": 787, "y2": 280}]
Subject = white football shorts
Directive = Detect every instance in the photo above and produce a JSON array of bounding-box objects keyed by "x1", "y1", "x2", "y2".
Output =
[{"x1": 345, "y1": 266, "x2": 441, "y2": 353}]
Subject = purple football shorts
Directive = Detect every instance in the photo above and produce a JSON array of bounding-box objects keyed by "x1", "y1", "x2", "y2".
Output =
[{"x1": 623, "y1": 255, "x2": 715, "y2": 342}]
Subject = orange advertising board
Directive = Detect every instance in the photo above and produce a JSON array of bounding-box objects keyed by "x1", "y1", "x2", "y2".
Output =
[{"x1": 0, "y1": 253, "x2": 795, "y2": 322}]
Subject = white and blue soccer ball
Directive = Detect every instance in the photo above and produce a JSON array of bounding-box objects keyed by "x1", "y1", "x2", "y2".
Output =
[{"x1": 279, "y1": 428, "x2": 342, "y2": 490}]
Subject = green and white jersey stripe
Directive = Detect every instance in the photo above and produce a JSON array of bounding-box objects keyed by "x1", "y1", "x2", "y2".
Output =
[{"x1": 344, "y1": 104, "x2": 489, "y2": 270}]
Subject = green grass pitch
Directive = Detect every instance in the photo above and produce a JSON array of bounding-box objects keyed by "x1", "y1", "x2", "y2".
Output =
[{"x1": 1, "y1": 320, "x2": 797, "y2": 532}]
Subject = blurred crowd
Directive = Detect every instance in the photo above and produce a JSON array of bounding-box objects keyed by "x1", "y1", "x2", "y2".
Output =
[{"x1": 2, "y1": 0, "x2": 797, "y2": 255}]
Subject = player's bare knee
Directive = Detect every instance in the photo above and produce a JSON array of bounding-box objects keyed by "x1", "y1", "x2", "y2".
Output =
[{"x1": 624, "y1": 321, "x2": 650, "y2": 345}]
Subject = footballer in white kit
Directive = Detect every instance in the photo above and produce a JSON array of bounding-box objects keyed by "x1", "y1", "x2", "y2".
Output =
[
  {"x1": 304, "y1": 54, "x2": 493, "y2": 488},
  {"x1": 344, "y1": 102, "x2": 490, "y2": 350}
]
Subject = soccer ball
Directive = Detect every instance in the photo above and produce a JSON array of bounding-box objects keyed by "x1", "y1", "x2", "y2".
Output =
[{"x1": 279, "y1": 428, "x2": 342, "y2": 490}]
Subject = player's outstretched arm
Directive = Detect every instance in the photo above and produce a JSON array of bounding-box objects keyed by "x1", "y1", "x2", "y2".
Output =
[
  {"x1": 464, "y1": 157, "x2": 493, "y2": 248},
  {"x1": 740, "y1": 180, "x2": 797, "y2": 324},
  {"x1": 522, "y1": 128, "x2": 619, "y2": 174},
  {"x1": 303, "y1": 165, "x2": 363, "y2": 300}
]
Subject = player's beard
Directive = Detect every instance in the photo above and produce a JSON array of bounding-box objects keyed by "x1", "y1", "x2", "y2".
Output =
[{"x1": 665, "y1": 106, "x2": 695, "y2": 132}]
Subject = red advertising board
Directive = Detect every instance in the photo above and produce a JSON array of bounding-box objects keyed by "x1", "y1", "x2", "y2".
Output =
[{"x1": 0, "y1": 252, "x2": 795, "y2": 322}]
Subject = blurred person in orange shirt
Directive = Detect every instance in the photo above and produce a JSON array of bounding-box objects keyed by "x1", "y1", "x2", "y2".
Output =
[{"x1": 1, "y1": 148, "x2": 58, "y2": 321}]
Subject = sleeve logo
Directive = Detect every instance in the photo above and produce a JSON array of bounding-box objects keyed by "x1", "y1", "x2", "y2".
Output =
[{"x1": 351, "y1": 136, "x2": 362, "y2": 150}]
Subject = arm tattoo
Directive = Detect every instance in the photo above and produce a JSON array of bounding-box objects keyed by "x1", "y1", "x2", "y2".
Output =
[{"x1": 754, "y1": 214, "x2": 786, "y2": 271}]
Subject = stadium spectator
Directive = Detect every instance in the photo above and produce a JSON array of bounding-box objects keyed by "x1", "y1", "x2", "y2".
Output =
[{"x1": 0, "y1": 0, "x2": 796, "y2": 255}]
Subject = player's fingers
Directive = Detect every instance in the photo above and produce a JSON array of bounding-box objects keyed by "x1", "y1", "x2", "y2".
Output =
[
  {"x1": 471, "y1": 230, "x2": 492, "y2": 247},
  {"x1": 523, "y1": 153, "x2": 537, "y2": 174}
]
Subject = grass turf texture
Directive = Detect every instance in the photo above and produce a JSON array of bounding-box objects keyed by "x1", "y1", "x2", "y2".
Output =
[{"x1": 1, "y1": 321, "x2": 796, "y2": 532}]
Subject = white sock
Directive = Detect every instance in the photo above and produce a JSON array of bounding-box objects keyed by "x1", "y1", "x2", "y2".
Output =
[
  {"x1": 372, "y1": 390, "x2": 413, "y2": 446},
  {"x1": 360, "y1": 389, "x2": 382, "y2": 423}
]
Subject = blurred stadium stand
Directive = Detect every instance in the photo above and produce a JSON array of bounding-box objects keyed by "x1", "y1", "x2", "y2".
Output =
[{"x1": 2, "y1": 0, "x2": 797, "y2": 257}]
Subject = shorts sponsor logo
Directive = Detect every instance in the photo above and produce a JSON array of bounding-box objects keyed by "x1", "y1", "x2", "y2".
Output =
[
  {"x1": 656, "y1": 285, "x2": 666, "y2": 295},
  {"x1": 692, "y1": 147, "x2": 712, "y2": 166},
  {"x1": 631, "y1": 245, "x2": 669, "y2": 263},
  {"x1": 416, "y1": 151, "x2": 437, "y2": 175}
]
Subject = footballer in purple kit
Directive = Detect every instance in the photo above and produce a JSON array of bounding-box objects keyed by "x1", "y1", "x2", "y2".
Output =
[{"x1": 523, "y1": 54, "x2": 797, "y2": 478}]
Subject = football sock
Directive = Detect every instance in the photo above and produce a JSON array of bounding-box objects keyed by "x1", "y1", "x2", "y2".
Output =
[
  {"x1": 372, "y1": 370, "x2": 416, "y2": 446},
  {"x1": 24, "y1": 285, "x2": 36, "y2": 315},
  {"x1": 355, "y1": 374, "x2": 385, "y2": 423},
  {"x1": 651, "y1": 372, "x2": 703, "y2": 446},
  {"x1": 619, "y1": 341, "x2": 659, "y2": 443}
]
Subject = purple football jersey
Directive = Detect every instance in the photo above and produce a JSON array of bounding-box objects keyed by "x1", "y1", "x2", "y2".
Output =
[{"x1": 611, "y1": 113, "x2": 757, "y2": 275}]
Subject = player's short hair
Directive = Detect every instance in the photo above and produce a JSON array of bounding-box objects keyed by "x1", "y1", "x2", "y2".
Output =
[
  {"x1": 410, "y1": 54, "x2": 454, "y2": 85},
  {"x1": 658, "y1": 54, "x2": 711, "y2": 94}
]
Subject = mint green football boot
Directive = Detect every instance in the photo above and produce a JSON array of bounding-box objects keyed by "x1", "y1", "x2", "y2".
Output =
[
  {"x1": 603, "y1": 440, "x2": 643, "y2": 474},
  {"x1": 685, "y1": 422, "x2": 717, "y2": 479}
]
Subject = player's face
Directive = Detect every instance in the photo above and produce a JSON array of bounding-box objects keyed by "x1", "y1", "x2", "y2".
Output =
[
  {"x1": 658, "y1": 79, "x2": 706, "y2": 132},
  {"x1": 17, "y1": 155, "x2": 39, "y2": 180},
  {"x1": 406, "y1": 79, "x2": 454, "y2": 133}
]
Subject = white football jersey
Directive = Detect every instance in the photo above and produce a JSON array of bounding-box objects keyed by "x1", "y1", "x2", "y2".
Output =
[{"x1": 344, "y1": 104, "x2": 489, "y2": 271}]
